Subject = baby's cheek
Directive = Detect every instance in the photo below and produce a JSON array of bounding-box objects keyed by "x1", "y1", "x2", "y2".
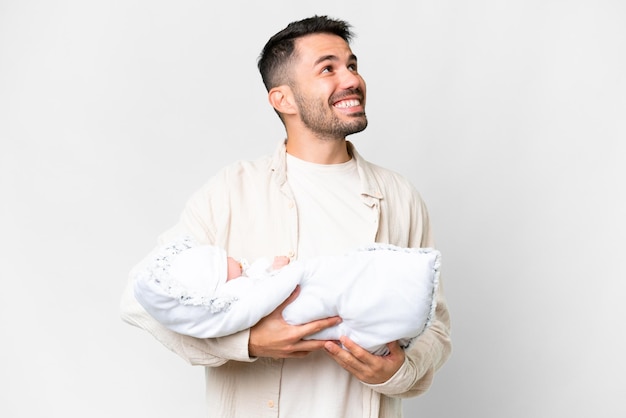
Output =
[{"x1": 226, "y1": 258, "x2": 243, "y2": 281}]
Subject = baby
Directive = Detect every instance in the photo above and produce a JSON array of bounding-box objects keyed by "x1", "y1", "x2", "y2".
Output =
[{"x1": 133, "y1": 236, "x2": 441, "y2": 355}]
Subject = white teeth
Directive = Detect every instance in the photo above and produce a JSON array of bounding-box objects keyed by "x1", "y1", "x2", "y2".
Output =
[{"x1": 334, "y1": 99, "x2": 360, "y2": 108}]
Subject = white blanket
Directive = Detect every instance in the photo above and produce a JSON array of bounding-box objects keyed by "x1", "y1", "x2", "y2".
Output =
[{"x1": 133, "y1": 237, "x2": 441, "y2": 355}]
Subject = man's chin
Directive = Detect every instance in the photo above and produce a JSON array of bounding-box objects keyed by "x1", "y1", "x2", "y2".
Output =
[{"x1": 345, "y1": 117, "x2": 368, "y2": 135}]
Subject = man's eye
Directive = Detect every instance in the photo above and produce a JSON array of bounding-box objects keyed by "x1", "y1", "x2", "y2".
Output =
[
  {"x1": 321, "y1": 66, "x2": 332, "y2": 73},
  {"x1": 348, "y1": 64, "x2": 358, "y2": 72}
]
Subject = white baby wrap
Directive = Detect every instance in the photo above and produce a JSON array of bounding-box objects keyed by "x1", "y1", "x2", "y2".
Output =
[
  {"x1": 133, "y1": 237, "x2": 441, "y2": 355},
  {"x1": 133, "y1": 237, "x2": 302, "y2": 339}
]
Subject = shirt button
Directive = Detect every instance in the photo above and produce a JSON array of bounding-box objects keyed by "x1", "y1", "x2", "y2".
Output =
[
  {"x1": 287, "y1": 250, "x2": 295, "y2": 258},
  {"x1": 267, "y1": 400, "x2": 275, "y2": 408},
  {"x1": 288, "y1": 201, "x2": 295, "y2": 209}
]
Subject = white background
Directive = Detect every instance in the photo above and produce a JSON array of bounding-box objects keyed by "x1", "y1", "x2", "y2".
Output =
[{"x1": 1, "y1": 1, "x2": 625, "y2": 417}]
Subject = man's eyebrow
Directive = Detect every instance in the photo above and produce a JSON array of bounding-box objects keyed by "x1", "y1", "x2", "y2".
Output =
[{"x1": 313, "y1": 54, "x2": 358, "y2": 66}]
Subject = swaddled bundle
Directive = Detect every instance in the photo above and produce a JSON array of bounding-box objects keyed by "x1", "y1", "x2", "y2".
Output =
[{"x1": 133, "y1": 236, "x2": 441, "y2": 355}]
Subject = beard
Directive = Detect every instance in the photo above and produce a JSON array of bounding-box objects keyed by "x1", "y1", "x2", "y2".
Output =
[{"x1": 293, "y1": 89, "x2": 368, "y2": 139}]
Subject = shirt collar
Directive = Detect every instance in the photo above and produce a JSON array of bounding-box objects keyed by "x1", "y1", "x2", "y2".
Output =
[{"x1": 269, "y1": 139, "x2": 383, "y2": 202}]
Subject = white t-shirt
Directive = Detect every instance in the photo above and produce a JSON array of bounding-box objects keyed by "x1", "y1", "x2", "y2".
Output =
[
  {"x1": 283, "y1": 154, "x2": 377, "y2": 418},
  {"x1": 285, "y1": 154, "x2": 377, "y2": 259}
]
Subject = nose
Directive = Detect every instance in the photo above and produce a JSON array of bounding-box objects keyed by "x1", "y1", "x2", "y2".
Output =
[{"x1": 339, "y1": 67, "x2": 362, "y2": 90}]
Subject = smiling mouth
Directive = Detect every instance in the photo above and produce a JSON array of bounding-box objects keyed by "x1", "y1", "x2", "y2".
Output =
[{"x1": 334, "y1": 99, "x2": 361, "y2": 109}]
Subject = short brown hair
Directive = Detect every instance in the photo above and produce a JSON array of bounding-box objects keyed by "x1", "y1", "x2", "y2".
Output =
[{"x1": 257, "y1": 15, "x2": 354, "y2": 91}]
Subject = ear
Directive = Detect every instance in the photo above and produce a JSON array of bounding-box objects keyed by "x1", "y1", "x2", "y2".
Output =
[{"x1": 268, "y1": 85, "x2": 297, "y2": 116}]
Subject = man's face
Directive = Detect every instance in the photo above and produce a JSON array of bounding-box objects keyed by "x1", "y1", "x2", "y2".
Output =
[{"x1": 289, "y1": 33, "x2": 368, "y2": 139}]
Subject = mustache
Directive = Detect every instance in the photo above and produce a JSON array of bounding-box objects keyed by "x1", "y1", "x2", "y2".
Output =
[{"x1": 329, "y1": 88, "x2": 364, "y2": 104}]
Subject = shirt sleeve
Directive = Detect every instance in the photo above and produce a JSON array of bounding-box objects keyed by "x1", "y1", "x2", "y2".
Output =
[
  {"x1": 363, "y1": 281, "x2": 451, "y2": 396},
  {"x1": 119, "y1": 173, "x2": 256, "y2": 366},
  {"x1": 121, "y1": 274, "x2": 254, "y2": 365}
]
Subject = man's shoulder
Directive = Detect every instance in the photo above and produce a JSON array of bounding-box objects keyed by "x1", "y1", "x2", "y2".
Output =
[
  {"x1": 359, "y1": 157, "x2": 416, "y2": 191},
  {"x1": 213, "y1": 154, "x2": 274, "y2": 179},
  {"x1": 189, "y1": 153, "x2": 279, "y2": 197}
]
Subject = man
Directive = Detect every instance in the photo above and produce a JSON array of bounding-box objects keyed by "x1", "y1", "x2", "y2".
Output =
[{"x1": 121, "y1": 15, "x2": 451, "y2": 418}]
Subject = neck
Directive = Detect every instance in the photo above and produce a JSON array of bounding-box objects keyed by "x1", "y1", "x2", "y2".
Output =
[
  {"x1": 285, "y1": 136, "x2": 350, "y2": 164},
  {"x1": 284, "y1": 122, "x2": 352, "y2": 164}
]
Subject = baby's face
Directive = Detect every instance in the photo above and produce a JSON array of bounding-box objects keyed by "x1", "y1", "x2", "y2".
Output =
[{"x1": 226, "y1": 257, "x2": 242, "y2": 281}]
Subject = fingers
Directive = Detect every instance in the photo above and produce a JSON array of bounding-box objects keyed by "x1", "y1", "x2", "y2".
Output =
[
  {"x1": 339, "y1": 336, "x2": 368, "y2": 359},
  {"x1": 323, "y1": 337, "x2": 367, "y2": 372},
  {"x1": 278, "y1": 286, "x2": 342, "y2": 340},
  {"x1": 323, "y1": 337, "x2": 406, "y2": 384},
  {"x1": 297, "y1": 315, "x2": 342, "y2": 339},
  {"x1": 249, "y1": 286, "x2": 341, "y2": 359},
  {"x1": 323, "y1": 338, "x2": 358, "y2": 371}
]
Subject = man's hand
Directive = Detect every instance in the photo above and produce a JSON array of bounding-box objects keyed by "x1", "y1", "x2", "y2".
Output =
[
  {"x1": 249, "y1": 286, "x2": 342, "y2": 358},
  {"x1": 324, "y1": 337, "x2": 405, "y2": 384}
]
